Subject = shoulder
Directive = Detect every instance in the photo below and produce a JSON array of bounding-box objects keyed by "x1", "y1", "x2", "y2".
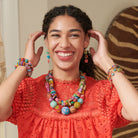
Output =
[
  {"x1": 86, "y1": 76, "x2": 110, "y2": 89},
  {"x1": 17, "y1": 74, "x2": 46, "y2": 95},
  {"x1": 86, "y1": 76, "x2": 118, "y2": 98},
  {"x1": 20, "y1": 75, "x2": 46, "y2": 86}
]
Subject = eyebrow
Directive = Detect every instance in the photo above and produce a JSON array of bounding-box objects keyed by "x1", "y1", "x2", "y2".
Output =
[{"x1": 49, "y1": 29, "x2": 81, "y2": 33}]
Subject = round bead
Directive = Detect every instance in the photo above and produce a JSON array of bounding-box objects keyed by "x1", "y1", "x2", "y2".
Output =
[
  {"x1": 58, "y1": 101, "x2": 62, "y2": 105},
  {"x1": 70, "y1": 106, "x2": 77, "y2": 113},
  {"x1": 51, "y1": 90, "x2": 56, "y2": 94},
  {"x1": 71, "y1": 101, "x2": 75, "y2": 105},
  {"x1": 61, "y1": 107, "x2": 70, "y2": 115},
  {"x1": 78, "y1": 98, "x2": 83, "y2": 104},
  {"x1": 55, "y1": 98, "x2": 59, "y2": 102},
  {"x1": 55, "y1": 105, "x2": 61, "y2": 113},
  {"x1": 74, "y1": 102, "x2": 81, "y2": 109},
  {"x1": 61, "y1": 101, "x2": 66, "y2": 106},
  {"x1": 50, "y1": 101, "x2": 57, "y2": 108},
  {"x1": 49, "y1": 97, "x2": 53, "y2": 102}
]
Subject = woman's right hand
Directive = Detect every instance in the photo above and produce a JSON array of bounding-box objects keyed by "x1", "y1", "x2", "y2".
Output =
[{"x1": 24, "y1": 31, "x2": 45, "y2": 67}]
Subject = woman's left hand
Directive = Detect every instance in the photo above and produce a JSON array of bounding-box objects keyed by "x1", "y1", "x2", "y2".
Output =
[{"x1": 88, "y1": 30, "x2": 114, "y2": 73}]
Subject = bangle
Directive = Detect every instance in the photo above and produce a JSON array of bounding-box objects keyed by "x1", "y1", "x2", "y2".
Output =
[
  {"x1": 15, "y1": 58, "x2": 33, "y2": 77},
  {"x1": 107, "y1": 65, "x2": 124, "y2": 88}
]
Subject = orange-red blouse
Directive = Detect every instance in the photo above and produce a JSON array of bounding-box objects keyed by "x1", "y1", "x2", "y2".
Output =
[{"x1": 7, "y1": 75, "x2": 130, "y2": 138}]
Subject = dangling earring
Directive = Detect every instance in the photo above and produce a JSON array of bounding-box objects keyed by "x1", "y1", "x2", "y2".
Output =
[
  {"x1": 84, "y1": 49, "x2": 88, "y2": 63},
  {"x1": 46, "y1": 51, "x2": 50, "y2": 63}
]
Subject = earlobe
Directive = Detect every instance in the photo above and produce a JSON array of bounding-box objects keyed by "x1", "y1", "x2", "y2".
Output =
[
  {"x1": 84, "y1": 41, "x2": 89, "y2": 48},
  {"x1": 84, "y1": 34, "x2": 90, "y2": 48}
]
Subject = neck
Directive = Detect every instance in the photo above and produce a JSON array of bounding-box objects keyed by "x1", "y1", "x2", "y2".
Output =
[{"x1": 52, "y1": 68, "x2": 80, "y2": 81}]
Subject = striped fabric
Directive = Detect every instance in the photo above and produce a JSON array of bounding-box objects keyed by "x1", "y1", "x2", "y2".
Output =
[{"x1": 93, "y1": 6, "x2": 138, "y2": 138}]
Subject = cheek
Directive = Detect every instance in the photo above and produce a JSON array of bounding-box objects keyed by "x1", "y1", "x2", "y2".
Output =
[{"x1": 47, "y1": 39, "x2": 58, "y2": 50}]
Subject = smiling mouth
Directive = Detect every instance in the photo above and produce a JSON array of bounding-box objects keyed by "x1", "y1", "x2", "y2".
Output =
[{"x1": 57, "y1": 52, "x2": 73, "y2": 57}]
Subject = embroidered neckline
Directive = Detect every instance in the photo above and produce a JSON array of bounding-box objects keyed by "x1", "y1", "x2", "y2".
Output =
[{"x1": 52, "y1": 76, "x2": 80, "y2": 84}]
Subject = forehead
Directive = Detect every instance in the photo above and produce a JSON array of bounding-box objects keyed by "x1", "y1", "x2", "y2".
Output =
[{"x1": 48, "y1": 15, "x2": 83, "y2": 32}]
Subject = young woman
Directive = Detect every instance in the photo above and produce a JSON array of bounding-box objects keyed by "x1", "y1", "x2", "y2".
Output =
[{"x1": 0, "y1": 5, "x2": 138, "y2": 138}]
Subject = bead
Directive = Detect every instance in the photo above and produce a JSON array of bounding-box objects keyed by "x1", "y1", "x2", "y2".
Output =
[
  {"x1": 85, "y1": 59, "x2": 88, "y2": 63},
  {"x1": 71, "y1": 101, "x2": 75, "y2": 105},
  {"x1": 76, "y1": 92, "x2": 81, "y2": 97},
  {"x1": 47, "y1": 55, "x2": 50, "y2": 59},
  {"x1": 50, "y1": 101, "x2": 57, "y2": 108},
  {"x1": 70, "y1": 106, "x2": 76, "y2": 113},
  {"x1": 25, "y1": 59, "x2": 28, "y2": 63},
  {"x1": 111, "y1": 72, "x2": 115, "y2": 76},
  {"x1": 73, "y1": 98, "x2": 77, "y2": 102},
  {"x1": 51, "y1": 90, "x2": 56, "y2": 94},
  {"x1": 61, "y1": 107, "x2": 70, "y2": 115},
  {"x1": 55, "y1": 98, "x2": 59, "y2": 102},
  {"x1": 74, "y1": 102, "x2": 81, "y2": 109},
  {"x1": 61, "y1": 101, "x2": 66, "y2": 106},
  {"x1": 58, "y1": 101, "x2": 62, "y2": 105},
  {"x1": 78, "y1": 98, "x2": 83, "y2": 104},
  {"x1": 49, "y1": 97, "x2": 53, "y2": 102},
  {"x1": 55, "y1": 105, "x2": 61, "y2": 113}
]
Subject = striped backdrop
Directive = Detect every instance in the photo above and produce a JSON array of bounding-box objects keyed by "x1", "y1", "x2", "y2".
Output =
[{"x1": 93, "y1": 6, "x2": 138, "y2": 138}]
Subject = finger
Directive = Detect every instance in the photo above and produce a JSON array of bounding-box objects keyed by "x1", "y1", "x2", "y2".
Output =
[
  {"x1": 28, "y1": 31, "x2": 45, "y2": 42},
  {"x1": 36, "y1": 47, "x2": 43, "y2": 57},
  {"x1": 26, "y1": 31, "x2": 45, "y2": 53},
  {"x1": 88, "y1": 30, "x2": 104, "y2": 41}
]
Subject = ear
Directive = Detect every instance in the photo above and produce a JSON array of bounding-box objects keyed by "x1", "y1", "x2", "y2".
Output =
[{"x1": 84, "y1": 33, "x2": 90, "y2": 48}]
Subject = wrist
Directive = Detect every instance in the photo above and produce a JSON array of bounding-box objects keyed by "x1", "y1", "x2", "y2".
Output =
[{"x1": 100, "y1": 57, "x2": 115, "y2": 74}]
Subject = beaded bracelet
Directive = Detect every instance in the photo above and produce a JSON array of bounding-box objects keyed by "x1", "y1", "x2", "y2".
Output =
[
  {"x1": 15, "y1": 58, "x2": 33, "y2": 77},
  {"x1": 107, "y1": 65, "x2": 124, "y2": 88}
]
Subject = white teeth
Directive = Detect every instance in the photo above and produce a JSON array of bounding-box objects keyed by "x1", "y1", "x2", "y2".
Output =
[{"x1": 57, "y1": 52, "x2": 73, "y2": 57}]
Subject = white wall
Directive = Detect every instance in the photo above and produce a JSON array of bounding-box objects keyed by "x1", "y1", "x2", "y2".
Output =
[
  {"x1": 3, "y1": 0, "x2": 138, "y2": 138},
  {"x1": 1, "y1": 0, "x2": 19, "y2": 137}
]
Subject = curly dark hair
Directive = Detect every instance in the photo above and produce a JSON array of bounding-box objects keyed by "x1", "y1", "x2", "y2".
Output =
[{"x1": 42, "y1": 5, "x2": 95, "y2": 77}]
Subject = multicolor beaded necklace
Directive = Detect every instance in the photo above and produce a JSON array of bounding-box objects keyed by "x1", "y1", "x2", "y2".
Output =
[{"x1": 45, "y1": 70, "x2": 86, "y2": 115}]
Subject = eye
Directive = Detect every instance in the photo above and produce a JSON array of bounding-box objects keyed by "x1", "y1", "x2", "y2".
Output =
[
  {"x1": 51, "y1": 34, "x2": 60, "y2": 37},
  {"x1": 70, "y1": 34, "x2": 80, "y2": 38}
]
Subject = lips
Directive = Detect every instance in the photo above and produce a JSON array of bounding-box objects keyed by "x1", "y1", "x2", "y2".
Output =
[
  {"x1": 56, "y1": 51, "x2": 74, "y2": 60},
  {"x1": 57, "y1": 52, "x2": 73, "y2": 57}
]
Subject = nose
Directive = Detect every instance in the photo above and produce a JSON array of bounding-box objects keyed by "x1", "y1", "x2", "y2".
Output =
[{"x1": 60, "y1": 36, "x2": 70, "y2": 48}]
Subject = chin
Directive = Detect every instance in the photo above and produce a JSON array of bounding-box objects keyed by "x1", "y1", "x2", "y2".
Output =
[{"x1": 54, "y1": 62, "x2": 79, "y2": 72}]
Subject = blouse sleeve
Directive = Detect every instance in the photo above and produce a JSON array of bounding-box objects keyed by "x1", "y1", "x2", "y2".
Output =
[
  {"x1": 97, "y1": 80, "x2": 131, "y2": 129},
  {"x1": 7, "y1": 77, "x2": 36, "y2": 125}
]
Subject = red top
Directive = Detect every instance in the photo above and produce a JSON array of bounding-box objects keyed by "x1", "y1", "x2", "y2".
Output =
[{"x1": 7, "y1": 75, "x2": 130, "y2": 138}]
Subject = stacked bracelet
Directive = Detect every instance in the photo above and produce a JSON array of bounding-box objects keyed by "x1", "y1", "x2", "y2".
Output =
[
  {"x1": 107, "y1": 65, "x2": 124, "y2": 88},
  {"x1": 15, "y1": 58, "x2": 33, "y2": 77}
]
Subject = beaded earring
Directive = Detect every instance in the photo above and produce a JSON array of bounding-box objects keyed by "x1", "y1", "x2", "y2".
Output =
[
  {"x1": 84, "y1": 49, "x2": 88, "y2": 63},
  {"x1": 46, "y1": 51, "x2": 50, "y2": 63}
]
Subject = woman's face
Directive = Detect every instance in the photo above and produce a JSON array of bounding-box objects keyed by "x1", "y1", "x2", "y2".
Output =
[{"x1": 45, "y1": 15, "x2": 89, "y2": 72}]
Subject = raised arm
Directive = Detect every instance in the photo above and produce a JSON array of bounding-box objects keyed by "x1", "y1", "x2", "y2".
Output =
[
  {"x1": 88, "y1": 30, "x2": 138, "y2": 122},
  {"x1": 0, "y1": 31, "x2": 44, "y2": 121}
]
